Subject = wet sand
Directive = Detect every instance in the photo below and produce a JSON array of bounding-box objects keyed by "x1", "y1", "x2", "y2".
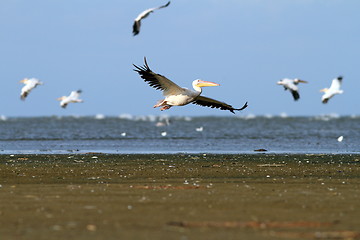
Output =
[{"x1": 1, "y1": 153, "x2": 360, "y2": 240}]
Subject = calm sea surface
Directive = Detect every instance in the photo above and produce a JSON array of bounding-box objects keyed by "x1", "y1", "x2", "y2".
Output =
[{"x1": 0, "y1": 115, "x2": 359, "y2": 154}]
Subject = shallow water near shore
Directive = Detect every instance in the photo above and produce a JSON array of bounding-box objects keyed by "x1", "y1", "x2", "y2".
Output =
[{"x1": 1, "y1": 153, "x2": 360, "y2": 239}]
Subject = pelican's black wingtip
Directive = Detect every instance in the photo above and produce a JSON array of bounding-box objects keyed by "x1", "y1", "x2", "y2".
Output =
[
  {"x1": 291, "y1": 91, "x2": 300, "y2": 101},
  {"x1": 239, "y1": 101, "x2": 248, "y2": 111},
  {"x1": 132, "y1": 21, "x2": 140, "y2": 36},
  {"x1": 144, "y1": 56, "x2": 150, "y2": 66},
  {"x1": 143, "y1": 57, "x2": 151, "y2": 70},
  {"x1": 231, "y1": 101, "x2": 248, "y2": 114},
  {"x1": 133, "y1": 58, "x2": 152, "y2": 74}
]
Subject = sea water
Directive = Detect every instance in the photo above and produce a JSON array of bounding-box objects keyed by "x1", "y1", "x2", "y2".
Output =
[{"x1": 0, "y1": 115, "x2": 359, "y2": 154}]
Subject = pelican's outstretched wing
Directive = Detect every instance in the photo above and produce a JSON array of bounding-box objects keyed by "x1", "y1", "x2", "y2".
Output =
[
  {"x1": 133, "y1": 57, "x2": 183, "y2": 95},
  {"x1": 69, "y1": 90, "x2": 82, "y2": 100},
  {"x1": 132, "y1": 1, "x2": 171, "y2": 36},
  {"x1": 329, "y1": 76, "x2": 342, "y2": 92},
  {"x1": 192, "y1": 96, "x2": 248, "y2": 114}
]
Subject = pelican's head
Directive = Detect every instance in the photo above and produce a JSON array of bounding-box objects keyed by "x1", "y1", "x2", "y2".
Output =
[
  {"x1": 294, "y1": 79, "x2": 308, "y2": 84},
  {"x1": 193, "y1": 79, "x2": 220, "y2": 88},
  {"x1": 19, "y1": 78, "x2": 28, "y2": 84},
  {"x1": 320, "y1": 88, "x2": 328, "y2": 93},
  {"x1": 277, "y1": 80, "x2": 284, "y2": 85}
]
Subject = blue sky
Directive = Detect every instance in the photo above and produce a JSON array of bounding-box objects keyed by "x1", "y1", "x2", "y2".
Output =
[{"x1": 0, "y1": 0, "x2": 358, "y2": 117}]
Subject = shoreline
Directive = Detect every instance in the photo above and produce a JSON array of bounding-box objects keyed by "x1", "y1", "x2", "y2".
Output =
[{"x1": 1, "y1": 151, "x2": 360, "y2": 156}]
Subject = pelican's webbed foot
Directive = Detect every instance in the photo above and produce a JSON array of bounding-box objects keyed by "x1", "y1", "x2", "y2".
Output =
[
  {"x1": 154, "y1": 99, "x2": 167, "y2": 108},
  {"x1": 160, "y1": 105, "x2": 171, "y2": 111}
]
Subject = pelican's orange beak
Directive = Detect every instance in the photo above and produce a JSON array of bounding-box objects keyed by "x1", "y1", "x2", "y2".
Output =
[
  {"x1": 19, "y1": 78, "x2": 28, "y2": 83},
  {"x1": 319, "y1": 88, "x2": 328, "y2": 93},
  {"x1": 298, "y1": 80, "x2": 308, "y2": 83},
  {"x1": 196, "y1": 80, "x2": 220, "y2": 87}
]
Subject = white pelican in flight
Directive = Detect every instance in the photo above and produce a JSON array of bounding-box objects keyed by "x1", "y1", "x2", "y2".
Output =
[
  {"x1": 133, "y1": 58, "x2": 248, "y2": 113},
  {"x1": 19, "y1": 78, "x2": 43, "y2": 100},
  {"x1": 57, "y1": 90, "x2": 83, "y2": 108},
  {"x1": 133, "y1": 1, "x2": 170, "y2": 36},
  {"x1": 320, "y1": 76, "x2": 343, "y2": 104},
  {"x1": 277, "y1": 78, "x2": 308, "y2": 101}
]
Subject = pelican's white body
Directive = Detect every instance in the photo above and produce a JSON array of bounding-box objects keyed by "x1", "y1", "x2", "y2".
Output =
[
  {"x1": 277, "y1": 78, "x2": 299, "y2": 92},
  {"x1": 321, "y1": 77, "x2": 343, "y2": 103},
  {"x1": 20, "y1": 78, "x2": 43, "y2": 100},
  {"x1": 162, "y1": 88, "x2": 199, "y2": 106},
  {"x1": 154, "y1": 79, "x2": 213, "y2": 109},
  {"x1": 277, "y1": 78, "x2": 307, "y2": 101},
  {"x1": 58, "y1": 90, "x2": 83, "y2": 108}
]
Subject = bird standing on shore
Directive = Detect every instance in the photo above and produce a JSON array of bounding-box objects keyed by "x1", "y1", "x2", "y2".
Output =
[
  {"x1": 19, "y1": 78, "x2": 43, "y2": 100},
  {"x1": 133, "y1": 57, "x2": 248, "y2": 113},
  {"x1": 277, "y1": 78, "x2": 308, "y2": 101},
  {"x1": 132, "y1": 1, "x2": 170, "y2": 36},
  {"x1": 57, "y1": 90, "x2": 83, "y2": 108},
  {"x1": 320, "y1": 76, "x2": 343, "y2": 104}
]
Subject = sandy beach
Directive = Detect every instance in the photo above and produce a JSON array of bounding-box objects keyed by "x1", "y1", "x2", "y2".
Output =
[{"x1": 1, "y1": 153, "x2": 360, "y2": 239}]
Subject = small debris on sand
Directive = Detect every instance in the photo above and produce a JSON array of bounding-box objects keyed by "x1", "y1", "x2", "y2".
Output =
[{"x1": 254, "y1": 149, "x2": 267, "y2": 152}]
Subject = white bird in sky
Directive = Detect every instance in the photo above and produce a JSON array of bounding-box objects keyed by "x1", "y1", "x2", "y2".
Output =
[
  {"x1": 320, "y1": 76, "x2": 343, "y2": 104},
  {"x1": 133, "y1": 58, "x2": 248, "y2": 113},
  {"x1": 19, "y1": 78, "x2": 43, "y2": 100},
  {"x1": 277, "y1": 78, "x2": 308, "y2": 101},
  {"x1": 57, "y1": 90, "x2": 83, "y2": 108},
  {"x1": 132, "y1": 1, "x2": 170, "y2": 36}
]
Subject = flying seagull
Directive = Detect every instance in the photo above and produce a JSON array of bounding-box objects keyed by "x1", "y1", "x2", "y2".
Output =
[
  {"x1": 320, "y1": 76, "x2": 343, "y2": 104},
  {"x1": 132, "y1": 1, "x2": 170, "y2": 36},
  {"x1": 19, "y1": 78, "x2": 43, "y2": 100},
  {"x1": 57, "y1": 90, "x2": 83, "y2": 108},
  {"x1": 277, "y1": 78, "x2": 308, "y2": 101},
  {"x1": 133, "y1": 57, "x2": 248, "y2": 113}
]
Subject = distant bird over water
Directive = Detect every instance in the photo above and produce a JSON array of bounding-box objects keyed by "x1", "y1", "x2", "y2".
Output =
[
  {"x1": 195, "y1": 126, "x2": 204, "y2": 132},
  {"x1": 320, "y1": 76, "x2": 343, "y2": 104},
  {"x1": 57, "y1": 90, "x2": 83, "y2": 108},
  {"x1": 19, "y1": 78, "x2": 43, "y2": 100},
  {"x1": 133, "y1": 58, "x2": 248, "y2": 113},
  {"x1": 132, "y1": 1, "x2": 170, "y2": 36},
  {"x1": 277, "y1": 78, "x2": 308, "y2": 101}
]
